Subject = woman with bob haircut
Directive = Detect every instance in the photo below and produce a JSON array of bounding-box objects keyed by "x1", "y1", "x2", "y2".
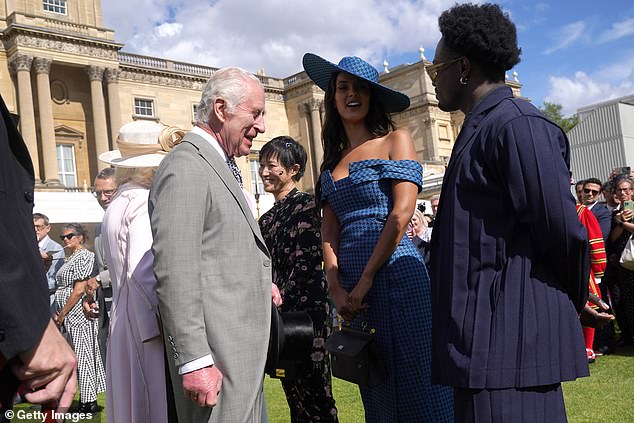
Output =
[
  {"x1": 258, "y1": 135, "x2": 338, "y2": 422},
  {"x1": 302, "y1": 52, "x2": 453, "y2": 422},
  {"x1": 428, "y1": 3, "x2": 590, "y2": 422}
]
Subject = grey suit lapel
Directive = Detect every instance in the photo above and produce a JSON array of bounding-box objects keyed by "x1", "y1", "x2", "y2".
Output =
[{"x1": 181, "y1": 133, "x2": 267, "y2": 248}]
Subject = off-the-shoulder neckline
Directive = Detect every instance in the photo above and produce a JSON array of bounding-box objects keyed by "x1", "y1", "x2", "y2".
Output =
[{"x1": 326, "y1": 159, "x2": 420, "y2": 184}]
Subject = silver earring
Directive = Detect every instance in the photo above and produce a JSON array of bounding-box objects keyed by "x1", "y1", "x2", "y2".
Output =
[{"x1": 459, "y1": 76, "x2": 468, "y2": 85}]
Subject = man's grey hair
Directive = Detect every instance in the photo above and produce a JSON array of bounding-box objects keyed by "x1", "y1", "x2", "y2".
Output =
[
  {"x1": 95, "y1": 167, "x2": 116, "y2": 181},
  {"x1": 195, "y1": 67, "x2": 263, "y2": 124},
  {"x1": 33, "y1": 213, "x2": 49, "y2": 225}
]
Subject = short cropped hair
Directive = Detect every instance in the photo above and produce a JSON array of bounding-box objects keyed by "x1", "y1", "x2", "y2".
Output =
[
  {"x1": 259, "y1": 136, "x2": 307, "y2": 182},
  {"x1": 196, "y1": 67, "x2": 263, "y2": 124},
  {"x1": 583, "y1": 177, "x2": 602, "y2": 188},
  {"x1": 33, "y1": 213, "x2": 49, "y2": 225},
  {"x1": 95, "y1": 167, "x2": 115, "y2": 181},
  {"x1": 63, "y1": 223, "x2": 89, "y2": 244}
]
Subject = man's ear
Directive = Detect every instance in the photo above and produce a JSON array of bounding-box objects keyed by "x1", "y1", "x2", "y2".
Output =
[{"x1": 213, "y1": 98, "x2": 228, "y2": 123}]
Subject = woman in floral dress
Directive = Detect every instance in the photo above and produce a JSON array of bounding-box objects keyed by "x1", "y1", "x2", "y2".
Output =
[{"x1": 258, "y1": 136, "x2": 338, "y2": 423}]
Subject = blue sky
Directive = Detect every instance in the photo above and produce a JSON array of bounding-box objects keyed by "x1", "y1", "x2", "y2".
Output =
[{"x1": 103, "y1": 0, "x2": 634, "y2": 116}]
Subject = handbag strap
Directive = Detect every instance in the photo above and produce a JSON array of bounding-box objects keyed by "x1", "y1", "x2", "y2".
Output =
[{"x1": 336, "y1": 311, "x2": 375, "y2": 334}]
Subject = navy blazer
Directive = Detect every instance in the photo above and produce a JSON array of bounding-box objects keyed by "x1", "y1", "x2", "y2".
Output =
[
  {"x1": 0, "y1": 94, "x2": 50, "y2": 361},
  {"x1": 430, "y1": 86, "x2": 590, "y2": 390},
  {"x1": 589, "y1": 202, "x2": 611, "y2": 243}
]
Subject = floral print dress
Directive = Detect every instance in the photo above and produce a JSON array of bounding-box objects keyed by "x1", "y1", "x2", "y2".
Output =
[{"x1": 259, "y1": 188, "x2": 338, "y2": 422}]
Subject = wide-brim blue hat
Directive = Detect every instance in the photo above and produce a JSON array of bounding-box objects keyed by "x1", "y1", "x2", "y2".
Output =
[{"x1": 302, "y1": 53, "x2": 410, "y2": 113}]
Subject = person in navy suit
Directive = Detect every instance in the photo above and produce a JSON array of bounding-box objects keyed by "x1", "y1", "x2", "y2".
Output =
[
  {"x1": 0, "y1": 93, "x2": 77, "y2": 414},
  {"x1": 583, "y1": 177, "x2": 612, "y2": 242},
  {"x1": 427, "y1": 4, "x2": 590, "y2": 422}
]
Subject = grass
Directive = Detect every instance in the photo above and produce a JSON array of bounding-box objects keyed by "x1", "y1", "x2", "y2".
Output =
[{"x1": 13, "y1": 346, "x2": 634, "y2": 422}]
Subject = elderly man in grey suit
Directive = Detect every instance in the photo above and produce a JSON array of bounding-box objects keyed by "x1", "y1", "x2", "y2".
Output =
[{"x1": 149, "y1": 67, "x2": 275, "y2": 423}]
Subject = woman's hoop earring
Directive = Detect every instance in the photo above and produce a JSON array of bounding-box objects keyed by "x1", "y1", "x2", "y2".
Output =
[{"x1": 459, "y1": 76, "x2": 469, "y2": 85}]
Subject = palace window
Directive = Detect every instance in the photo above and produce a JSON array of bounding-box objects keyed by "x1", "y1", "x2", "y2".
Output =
[
  {"x1": 134, "y1": 98, "x2": 155, "y2": 117},
  {"x1": 43, "y1": 0, "x2": 67, "y2": 14},
  {"x1": 56, "y1": 144, "x2": 77, "y2": 187},
  {"x1": 249, "y1": 156, "x2": 265, "y2": 196},
  {"x1": 192, "y1": 103, "x2": 198, "y2": 122}
]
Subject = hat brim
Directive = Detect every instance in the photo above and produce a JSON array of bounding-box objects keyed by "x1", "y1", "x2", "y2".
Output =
[
  {"x1": 302, "y1": 53, "x2": 410, "y2": 113},
  {"x1": 98, "y1": 150, "x2": 165, "y2": 168}
]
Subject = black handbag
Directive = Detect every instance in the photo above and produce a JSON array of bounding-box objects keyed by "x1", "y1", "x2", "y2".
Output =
[{"x1": 325, "y1": 323, "x2": 386, "y2": 387}]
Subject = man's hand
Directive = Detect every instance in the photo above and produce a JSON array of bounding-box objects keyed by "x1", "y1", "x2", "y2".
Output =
[
  {"x1": 12, "y1": 320, "x2": 77, "y2": 412},
  {"x1": 182, "y1": 365, "x2": 223, "y2": 408},
  {"x1": 272, "y1": 283, "x2": 282, "y2": 307},
  {"x1": 580, "y1": 294, "x2": 615, "y2": 328}
]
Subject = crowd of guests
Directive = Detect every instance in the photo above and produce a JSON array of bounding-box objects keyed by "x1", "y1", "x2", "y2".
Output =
[
  {"x1": 0, "y1": 3, "x2": 621, "y2": 423},
  {"x1": 575, "y1": 171, "x2": 634, "y2": 363}
]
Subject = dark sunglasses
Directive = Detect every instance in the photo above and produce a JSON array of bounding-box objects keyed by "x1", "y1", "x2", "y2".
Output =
[
  {"x1": 60, "y1": 233, "x2": 78, "y2": 241},
  {"x1": 583, "y1": 188, "x2": 600, "y2": 195},
  {"x1": 425, "y1": 57, "x2": 463, "y2": 82}
]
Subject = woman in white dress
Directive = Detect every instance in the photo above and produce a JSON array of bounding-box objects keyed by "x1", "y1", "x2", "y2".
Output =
[{"x1": 95, "y1": 121, "x2": 183, "y2": 423}]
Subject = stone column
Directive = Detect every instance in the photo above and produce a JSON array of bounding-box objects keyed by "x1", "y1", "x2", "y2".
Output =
[
  {"x1": 296, "y1": 102, "x2": 316, "y2": 187},
  {"x1": 87, "y1": 66, "x2": 109, "y2": 170},
  {"x1": 105, "y1": 68, "x2": 122, "y2": 143},
  {"x1": 10, "y1": 55, "x2": 40, "y2": 181},
  {"x1": 308, "y1": 99, "x2": 324, "y2": 171},
  {"x1": 34, "y1": 57, "x2": 62, "y2": 186}
]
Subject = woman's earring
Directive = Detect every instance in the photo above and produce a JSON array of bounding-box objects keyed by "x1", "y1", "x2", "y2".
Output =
[{"x1": 459, "y1": 76, "x2": 469, "y2": 85}]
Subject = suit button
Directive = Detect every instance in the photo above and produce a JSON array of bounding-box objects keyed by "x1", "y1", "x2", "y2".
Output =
[
  {"x1": 173, "y1": 353, "x2": 179, "y2": 359},
  {"x1": 24, "y1": 191, "x2": 34, "y2": 202},
  {"x1": 168, "y1": 335, "x2": 173, "y2": 341},
  {"x1": 263, "y1": 260, "x2": 271, "y2": 267},
  {"x1": 0, "y1": 330, "x2": 5, "y2": 342}
]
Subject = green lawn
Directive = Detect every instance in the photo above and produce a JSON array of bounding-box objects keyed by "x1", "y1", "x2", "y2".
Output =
[{"x1": 13, "y1": 346, "x2": 634, "y2": 422}]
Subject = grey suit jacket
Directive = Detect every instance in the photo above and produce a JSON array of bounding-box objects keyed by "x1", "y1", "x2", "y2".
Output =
[{"x1": 149, "y1": 132, "x2": 271, "y2": 423}]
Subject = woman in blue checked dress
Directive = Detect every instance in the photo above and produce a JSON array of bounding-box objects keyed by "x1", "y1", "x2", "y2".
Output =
[
  {"x1": 54, "y1": 223, "x2": 106, "y2": 413},
  {"x1": 302, "y1": 53, "x2": 453, "y2": 422}
]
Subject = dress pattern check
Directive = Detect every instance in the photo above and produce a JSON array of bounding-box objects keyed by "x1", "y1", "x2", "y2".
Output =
[{"x1": 321, "y1": 159, "x2": 453, "y2": 422}]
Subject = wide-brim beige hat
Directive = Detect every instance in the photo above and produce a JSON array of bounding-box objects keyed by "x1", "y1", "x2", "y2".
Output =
[{"x1": 99, "y1": 121, "x2": 184, "y2": 168}]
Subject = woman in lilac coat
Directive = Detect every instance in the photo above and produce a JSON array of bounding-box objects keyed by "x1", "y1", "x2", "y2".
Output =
[{"x1": 98, "y1": 121, "x2": 183, "y2": 423}]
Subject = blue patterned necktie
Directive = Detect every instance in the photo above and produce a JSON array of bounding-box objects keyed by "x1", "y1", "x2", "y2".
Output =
[{"x1": 226, "y1": 156, "x2": 243, "y2": 188}]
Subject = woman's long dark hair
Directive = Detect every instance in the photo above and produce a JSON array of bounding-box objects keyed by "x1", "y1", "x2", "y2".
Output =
[{"x1": 315, "y1": 72, "x2": 396, "y2": 203}]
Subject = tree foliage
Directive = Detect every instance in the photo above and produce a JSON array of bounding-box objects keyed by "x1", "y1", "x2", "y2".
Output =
[{"x1": 538, "y1": 101, "x2": 579, "y2": 133}]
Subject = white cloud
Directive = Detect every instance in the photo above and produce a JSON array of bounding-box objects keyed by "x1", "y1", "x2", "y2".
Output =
[
  {"x1": 544, "y1": 21, "x2": 585, "y2": 54},
  {"x1": 598, "y1": 17, "x2": 634, "y2": 43},
  {"x1": 155, "y1": 22, "x2": 183, "y2": 38},
  {"x1": 545, "y1": 60, "x2": 634, "y2": 115},
  {"x1": 103, "y1": 0, "x2": 457, "y2": 77}
]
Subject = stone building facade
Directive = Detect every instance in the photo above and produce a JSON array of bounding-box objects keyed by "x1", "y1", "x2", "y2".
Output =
[{"x1": 1, "y1": 0, "x2": 522, "y2": 215}]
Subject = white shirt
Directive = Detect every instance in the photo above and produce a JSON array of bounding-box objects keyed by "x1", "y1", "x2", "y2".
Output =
[{"x1": 190, "y1": 126, "x2": 258, "y2": 218}]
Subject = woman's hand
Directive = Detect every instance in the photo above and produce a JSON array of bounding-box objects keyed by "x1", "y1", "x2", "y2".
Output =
[
  {"x1": 348, "y1": 274, "x2": 372, "y2": 318},
  {"x1": 53, "y1": 313, "x2": 64, "y2": 327},
  {"x1": 623, "y1": 209, "x2": 634, "y2": 223},
  {"x1": 330, "y1": 284, "x2": 354, "y2": 321}
]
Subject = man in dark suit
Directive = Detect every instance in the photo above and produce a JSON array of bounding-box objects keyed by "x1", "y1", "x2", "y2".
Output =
[
  {"x1": 583, "y1": 177, "x2": 612, "y2": 242},
  {"x1": 428, "y1": 4, "x2": 589, "y2": 421},
  {"x1": 0, "y1": 93, "x2": 77, "y2": 413}
]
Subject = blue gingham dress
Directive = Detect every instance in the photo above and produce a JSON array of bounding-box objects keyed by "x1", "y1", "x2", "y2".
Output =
[{"x1": 322, "y1": 159, "x2": 453, "y2": 422}]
